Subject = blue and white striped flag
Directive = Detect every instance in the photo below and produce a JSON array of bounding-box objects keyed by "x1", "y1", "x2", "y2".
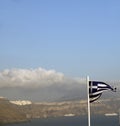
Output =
[{"x1": 89, "y1": 81, "x2": 116, "y2": 103}]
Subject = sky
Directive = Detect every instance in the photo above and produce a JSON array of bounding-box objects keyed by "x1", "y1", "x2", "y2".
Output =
[
  {"x1": 0, "y1": 0, "x2": 120, "y2": 101},
  {"x1": 0, "y1": 0, "x2": 120, "y2": 80}
]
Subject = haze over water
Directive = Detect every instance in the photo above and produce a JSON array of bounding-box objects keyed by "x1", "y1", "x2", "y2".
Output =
[{"x1": 8, "y1": 115, "x2": 119, "y2": 126}]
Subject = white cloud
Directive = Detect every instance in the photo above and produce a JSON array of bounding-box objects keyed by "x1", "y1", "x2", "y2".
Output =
[{"x1": 0, "y1": 68, "x2": 65, "y2": 88}]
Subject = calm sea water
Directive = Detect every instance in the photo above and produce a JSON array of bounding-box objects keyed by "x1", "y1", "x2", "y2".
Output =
[{"x1": 7, "y1": 115, "x2": 119, "y2": 126}]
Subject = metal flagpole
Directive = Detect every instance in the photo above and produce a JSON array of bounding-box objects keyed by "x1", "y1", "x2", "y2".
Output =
[
  {"x1": 87, "y1": 76, "x2": 91, "y2": 126},
  {"x1": 118, "y1": 109, "x2": 120, "y2": 126}
]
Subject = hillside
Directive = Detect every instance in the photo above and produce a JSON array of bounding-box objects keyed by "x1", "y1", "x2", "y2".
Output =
[
  {"x1": 0, "y1": 97, "x2": 120, "y2": 124},
  {"x1": 0, "y1": 98, "x2": 27, "y2": 124},
  {"x1": 20, "y1": 98, "x2": 120, "y2": 119}
]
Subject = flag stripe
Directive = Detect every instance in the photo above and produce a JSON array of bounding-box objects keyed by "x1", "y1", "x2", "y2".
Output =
[
  {"x1": 98, "y1": 84, "x2": 108, "y2": 87},
  {"x1": 90, "y1": 91, "x2": 103, "y2": 97},
  {"x1": 90, "y1": 92, "x2": 102, "y2": 98},
  {"x1": 90, "y1": 93, "x2": 102, "y2": 103}
]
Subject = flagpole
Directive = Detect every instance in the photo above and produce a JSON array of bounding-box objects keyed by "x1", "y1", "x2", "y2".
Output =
[{"x1": 87, "y1": 76, "x2": 91, "y2": 126}]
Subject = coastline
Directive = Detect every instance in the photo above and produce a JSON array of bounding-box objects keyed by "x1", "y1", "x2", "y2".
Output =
[{"x1": 0, "y1": 119, "x2": 28, "y2": 125}]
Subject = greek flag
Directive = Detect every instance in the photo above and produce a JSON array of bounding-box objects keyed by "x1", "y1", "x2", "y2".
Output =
[{"x1": 89, "y1": 81, "x2": 116, "y2": 103}]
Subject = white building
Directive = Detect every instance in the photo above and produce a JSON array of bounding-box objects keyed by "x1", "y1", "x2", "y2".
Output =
[{"x1": 10, "y1": 100, "x2": 32, "y2": 106}]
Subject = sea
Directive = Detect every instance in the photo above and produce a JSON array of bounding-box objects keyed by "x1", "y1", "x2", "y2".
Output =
[{"x1": 7, "y1": 115, "x2": 119, "y2": 126}]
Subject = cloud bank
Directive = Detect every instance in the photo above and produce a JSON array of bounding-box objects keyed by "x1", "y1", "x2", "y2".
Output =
[
  {"x1": 0, "y1": 68, "x2": 66, "y2": 88},
  {"x1": 0, "y1": 68, "x2": 118, "y2": 101},
  {"x1": 0, "y1": 67, "x2": 88, "y2": 101}
]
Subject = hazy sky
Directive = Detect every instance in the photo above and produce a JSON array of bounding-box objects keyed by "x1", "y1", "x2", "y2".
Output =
[{"x1": 0, "y1": 0, "x2": 120, "y2": 80}]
